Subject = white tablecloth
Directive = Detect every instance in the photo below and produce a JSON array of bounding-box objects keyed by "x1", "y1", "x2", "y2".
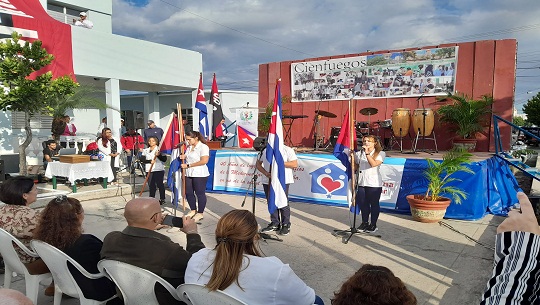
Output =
[{"x1": 45, "y1": 161, "x2": 114, "y2": 184}]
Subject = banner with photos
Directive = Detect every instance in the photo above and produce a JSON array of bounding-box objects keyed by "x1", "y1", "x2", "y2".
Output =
[{"x1": 291, "y1": 46, "x2": 458, "y2": 102}]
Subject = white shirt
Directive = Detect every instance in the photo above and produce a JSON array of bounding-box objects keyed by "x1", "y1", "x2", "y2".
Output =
[
  {"x1": 74, "y1": 19, "x2": 93, "y2": 29},
  {"x1": 259, "y1": 145, "x2": 297, "y2": 184},
  {"x1": 354, "y1": 150, "x2": 385, "y2": 187},
  {"x1": 142, "y1": 146, "x2": 165, "y2": 172},
  {"x1": 97, "y1": 138, "x2": 120, "y2": 168},
  {"x1": 185, "y1": 248, "x2": 315, "y2": 305},
  {"x1": 185, "y1": 141, "x2": 210, "y2": 177}
]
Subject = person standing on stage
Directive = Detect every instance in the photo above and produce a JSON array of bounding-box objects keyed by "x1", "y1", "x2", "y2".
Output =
[
  {"x1": 257, "y1": 145, "x2": 298, "y2": 236},
  {"x1": 121, "y1": 128, "x2": 145, "y2": 170},
  {"x1": 180, "y1": 131, "x2": 210, "y2": 222},
  {"x1": 98, "y1": 128, "x2": 120, "y2": 185},
  {"x1": 142, "y1": 136, "x2": 167, "y2": 205},
  {"x1": 354, "y1": 135, "x2": 385, "y2": 233},
  {"x1": 144, "y1": 120, "x2": 164, "y2": 142}
]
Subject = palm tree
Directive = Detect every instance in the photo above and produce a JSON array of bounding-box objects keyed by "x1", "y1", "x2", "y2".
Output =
[{"x1": 50, "y1": 84, "x2": 116, "y2": 140}]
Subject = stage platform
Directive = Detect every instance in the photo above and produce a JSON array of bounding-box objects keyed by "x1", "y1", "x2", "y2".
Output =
[{"x1": 206, "y1": 148, "x2": 520, "y2": 221}]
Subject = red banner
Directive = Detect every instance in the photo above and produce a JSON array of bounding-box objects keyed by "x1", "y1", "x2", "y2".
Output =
[{"x1": 1, "y1": 0, "x2": 75, "y2": 80}]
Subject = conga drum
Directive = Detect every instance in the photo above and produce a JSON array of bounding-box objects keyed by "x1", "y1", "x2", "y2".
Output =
[
  {"x1": 412, "y1": 108, "x2": 435, "y2": 136},
  {"x1": 392, "y1": 108, "x2": 411, "y2": 137}
]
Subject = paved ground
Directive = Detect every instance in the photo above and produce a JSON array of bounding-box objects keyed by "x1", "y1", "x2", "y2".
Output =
[{"x1": 1, "y1": 172, "x2": 503, "y2": 305}]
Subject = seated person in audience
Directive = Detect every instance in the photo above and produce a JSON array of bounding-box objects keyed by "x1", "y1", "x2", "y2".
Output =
[
  {"x1": 0, "y1": 288, "x2": 33, "y2": 305},
  {"x1": 42, "y1": 140, "x2": 60, "y2": 170},
  {"x1": 480, "y1": 192, "x2": 540, "y2": 304},
  {"x1": 33, "y1": 195, "x2": 119, "y2": 303},
  {"x1": 185, "y1": 209, "x2": 324, "y2": 305},
  {"x1": 332, "y1": 264, "x2": 417, "y2": 305},
  {"x1": 101, "y1": 197, "x2": 204, "y2": 305},
  {"x1": 0, "y1": 176, "x2": 51, "y2": 294}
]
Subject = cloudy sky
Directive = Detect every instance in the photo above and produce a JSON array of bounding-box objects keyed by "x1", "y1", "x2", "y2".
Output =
[{"x1": 112, "y1": 0, "x2": 540, "y2": 112}]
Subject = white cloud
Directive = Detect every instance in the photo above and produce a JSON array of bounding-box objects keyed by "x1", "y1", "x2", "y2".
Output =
[{"x1": 112, "y1": 0, "x2": 540, "y2": 101}]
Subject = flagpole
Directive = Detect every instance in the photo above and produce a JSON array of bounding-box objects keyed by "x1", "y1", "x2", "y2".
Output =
[
  {"x1": 139, "y1": 112, "x2": 175, "y2": 197},
  {"x1": 349, "y1": 98, "x2": 356, "y2": 208},
  {"x1": 177, "y1": 103, "x2": 187, "y2": 212}
]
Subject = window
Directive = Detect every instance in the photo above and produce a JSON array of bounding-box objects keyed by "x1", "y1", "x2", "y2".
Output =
[{"x1": 11, "y1": 111, "x2": 53, "y2": 130}]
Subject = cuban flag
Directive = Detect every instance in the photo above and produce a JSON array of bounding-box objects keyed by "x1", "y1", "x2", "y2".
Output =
[
  {"x1": 195, "y1": 73, "x2": 209, "y2": 139},
  {"x1": 266, "y1": 79, "x2": 287, "y2": 214},
  {"x1": 160, "y1": 114, "x2": 180, "y2": 155},
  {"x1": 333, "y1": 109, "x2": 356, "y2": 213},
  {"x1": 237, "y1": 126, "x2": 256, "y2": 148},
  {"x1": 167, "y1": 147, "x2": 183, "y2": 208}
]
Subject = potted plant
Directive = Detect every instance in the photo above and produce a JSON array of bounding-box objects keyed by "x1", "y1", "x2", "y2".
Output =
[
  {"x1": 436, "y1": 94, "x2": 493, "y2": 151},
  {"x1": 406, "y1": 148, "x2": 474, "y2": 223}
]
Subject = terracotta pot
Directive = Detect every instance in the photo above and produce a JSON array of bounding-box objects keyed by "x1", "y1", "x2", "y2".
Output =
[
  {"x1": 406, "y1": 194, "x2": 451, "y2": 223},
  {"x1": 452, "y1": 138, "x2": 477, "y2": 152}
]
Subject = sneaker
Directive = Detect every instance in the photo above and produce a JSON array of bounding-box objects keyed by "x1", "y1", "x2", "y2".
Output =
[
  {"x1": 357, "y1": 222, "x2": 369, "y2": 232},
  {"x1": 364, "y1": 224, "x2": 378, "y2": 233},
  {"x1": 159, "y1": 199, "x2": 166, "y2": 206},
  {"x1": 278, "y1": 224, "x2": 290, "y2": 236},
  {"x1": 260, "y1": 223, "x2": 280, "y2": 233}
]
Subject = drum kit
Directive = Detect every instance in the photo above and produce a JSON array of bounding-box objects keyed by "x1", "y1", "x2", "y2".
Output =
[{"x1": 322, "y1": 106, "x2": 438, "y2": 152}]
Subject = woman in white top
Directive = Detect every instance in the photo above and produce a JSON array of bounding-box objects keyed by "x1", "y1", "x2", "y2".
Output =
[
  {"x1": 180, "y1": 131, "x2": 210, "y2": 221},
  {"x1": 354, "y1": 135, "x2": 385, "y2": 233},
  {"x1": 185, "y1": 209, "x2": 324, "y2": 305},
  {"x1": 142, "y1": 136, "x2": 167, "y2": 205},
  {"x1": 97, "y1": 128, "x2": 120, "y2": 184}
]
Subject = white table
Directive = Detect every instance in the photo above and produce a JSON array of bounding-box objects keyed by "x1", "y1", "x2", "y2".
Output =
[{"x1": 45, "y1": 161, "x2": 114, "y2": 193}]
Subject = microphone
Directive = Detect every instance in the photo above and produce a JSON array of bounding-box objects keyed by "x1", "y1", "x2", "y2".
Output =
[{"x1": 416, "y1": 93, "x2": 425, "y2": 101}]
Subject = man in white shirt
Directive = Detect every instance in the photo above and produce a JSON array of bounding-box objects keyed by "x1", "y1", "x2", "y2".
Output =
[
  {"x1": 73, "y1": 12, "x2": 93, "y2": 29},
  {"x1": 256, "y1": 145, "x2": 298, "y2": 236}
]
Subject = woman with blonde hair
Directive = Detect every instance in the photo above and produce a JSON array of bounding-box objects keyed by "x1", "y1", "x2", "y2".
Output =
[
  {"x1": 354, "y1": 134, "x2": 385, "y2": 233},
  {"x1": 185, "y1": 209, "x2": 324, "y2": 305}
]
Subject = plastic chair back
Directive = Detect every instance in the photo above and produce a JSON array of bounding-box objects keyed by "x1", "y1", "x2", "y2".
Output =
[
  {"x1": 98, "y1": 259, "x2": 182, "y2": 305},
  {"x1": 31, "y1": 240, "x2": 113, "y2": 305},
  {"x1": 176, "y1": 283, "x2": 248, "y2": 305},
  {"x1": 0, "y1": 228, "x2": 52, "y2": 304}
]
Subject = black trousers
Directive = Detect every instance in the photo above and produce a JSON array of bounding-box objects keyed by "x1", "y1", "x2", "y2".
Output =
[{"x1": 148, "y1": 171, "x2": 165, "y2": 200}]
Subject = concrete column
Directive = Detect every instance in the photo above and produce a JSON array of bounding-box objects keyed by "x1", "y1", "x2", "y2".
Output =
[
  {"x1": 148, "y1": 92, "x2": 160, "y2": 125},
  {"x1": 105, "y1": 79, "x2": 121, "y2": 139}
]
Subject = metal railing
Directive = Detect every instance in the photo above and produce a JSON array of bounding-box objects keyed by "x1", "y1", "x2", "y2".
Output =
[{"x1": 493, "y1": 115, "x2": 540, "y2": 181}]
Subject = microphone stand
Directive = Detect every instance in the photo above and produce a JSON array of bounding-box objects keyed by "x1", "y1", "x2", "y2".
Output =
[{"x1": 241, "y1": 149, "x2": 282, "y2": 242}]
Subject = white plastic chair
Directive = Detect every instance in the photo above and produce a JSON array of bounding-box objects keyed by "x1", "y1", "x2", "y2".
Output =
[
  {"x1": 31, "y1": 240, "x2": 117, "y2": 305},
  {"x1": 97, "y1": 259, "x2": 183, "y2": 305},
  {"x1": 0, "y1": 228, "x2": 52, "y2": 304},
  {"x1": 176, "y1": 283, "x2": 248, "y2": 305}
]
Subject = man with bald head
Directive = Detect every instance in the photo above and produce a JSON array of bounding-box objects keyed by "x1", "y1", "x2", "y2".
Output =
[
  {"x1": 101, "y1": 197, "x2": 204, "y2": 305},
  {"x1": 0, "y1": 288, "x2": 33, "y2": 305}
]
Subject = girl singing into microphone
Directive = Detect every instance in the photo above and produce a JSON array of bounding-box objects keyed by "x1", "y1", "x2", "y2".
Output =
[{"x1": 354, "y1": 135, "x2": 385, "y2": 233}]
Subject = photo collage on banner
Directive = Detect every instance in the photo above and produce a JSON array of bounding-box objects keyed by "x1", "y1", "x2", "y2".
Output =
[{"x1": 291, "y1": 47, "x2": 458, "y2": 102}]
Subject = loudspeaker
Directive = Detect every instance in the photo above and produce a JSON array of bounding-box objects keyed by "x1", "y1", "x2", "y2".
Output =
[
  {"x1": 253, "y1": 137, "x2": 267, "y2": 151},
  {"x1": 124, "y1": 110, "x2": 145, "y2": 130}
]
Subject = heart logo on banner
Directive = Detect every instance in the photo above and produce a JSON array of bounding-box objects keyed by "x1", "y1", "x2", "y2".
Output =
[{"x1": 320, "y1": 176, "x2": 344, "y2": 193}]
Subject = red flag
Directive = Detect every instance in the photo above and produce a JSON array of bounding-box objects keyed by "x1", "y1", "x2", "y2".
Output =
[{"x1": 160, "y1": 115, "x2": 180, "y2": 155}]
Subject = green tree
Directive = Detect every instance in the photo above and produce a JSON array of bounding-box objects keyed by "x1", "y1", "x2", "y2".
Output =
[
  {"x1": 0, "y1": 32, "x2": 78, "y2": 175},
  {"x1": 523, "y1": 92, "x2": 540, "y2": 126},
  {"x1": 50, "y1": 84, "x2": 111, "y2": 141},
  {"x1": 512, "y1": 116, "x2": 529, "y2": 127}
]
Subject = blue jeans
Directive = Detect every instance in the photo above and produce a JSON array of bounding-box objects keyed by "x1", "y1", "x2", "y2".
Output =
[{"x1": 185, "y1": 176, "x2": 209, "y2": 213}]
